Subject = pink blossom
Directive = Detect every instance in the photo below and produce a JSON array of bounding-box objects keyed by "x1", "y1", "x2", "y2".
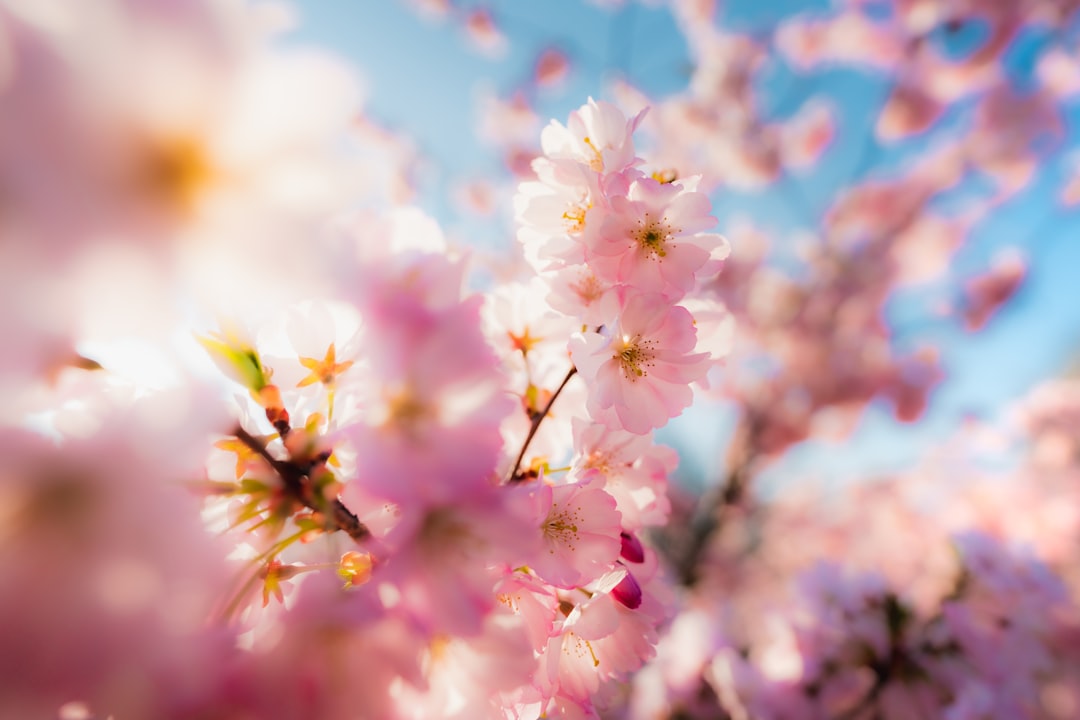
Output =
[
  {"x1": 968, "y1": 86, "x2": 1063, "y2": 196},
  {"x1": 936, "y1": 532, "x2": 1071, "y2": 716},
  {"x1": 0, "y1": 0, "x2": 365, "y2": 287},
  {"x1": 483, "y1": 277, "x2": 579, "y2": 377},
  {"x1": 680, "y1": 295, "x2": 735, "y2": 390},
  {"x1": 462, "y1": 9, "x2": 507, "y2": 58},
  {"x1": 482, "y1": 277, "x2": 589, "y2": 476},
  {"x1": 877, "y1": 80, "x2": 946, "y2": 141},
  {"x1": 630, "y1": 607, "x2": 729, "y2": 719},
  {"x1": 620, "y1": 531, "x2": 645, "y2": 563},
  {"x1": 374, "y1": 489, "x2": 536, "y2": 638},
  {"x1": 545, "y1": 262, "x2": 621, "y2": 326},
  {"x1": 543, "y1": 573, "x2": 626, "y2": 702},
  {"x1": 775, "y1": 12, "x2": 904, "y2": 71},
  {"x1": 781, "y1": 100, "x2": 835, "y2": 169},
  {"x1": 522, "y1": 472, "x2": 623, "y2": 588},
  {"x1": 1038, "y1": 47, "x2": 1080, "y2": 98},
  {"x1": 0, "y1": 399, "x2": 234, "y2": 720},
  {"x1": 534, "y1": 48, "x2": 570, "y2": 88},
  {"x1": 890, "y1": 213, "x2": 971, "y2": 286},
  {"x1": 344, "y1": 251, "x2": 512, "y2": 505},
  {"x1": 515, "y1": 159, "x2": 605, "y2": 264},
  {"x1": 474, "y1": 89, "x2": 540, "y2": 176},
  {"x1": 545, "y1": 566, "x2": 666, "y2": 703},
  {"x1": 611, "y1": 565, "x2": 643, "y2": 609},
  {"x1": 571, "y1": 419, "x2": 676, "y2": 529},
  {"x1": 220, "y1": 572, "x2": 423, "y2": 720},
  {"x1": 494, "y1": 572, "x2": 560, "y2": 653},
  {"x1": 451, "y1": 178, "x2": 498, "y2": 216},
  {"x1": 961, "y1": 249, "x2": 1025, "y2": 331},
  {"x1": 571, "y1": 293, "x2": 708, "y2": 434},
  {"x1": 585, "y1": 175, "x2": 723, "y2": 300},
  {"x1": 540, "y1": 98, "x2": 643, "y2": 174},
  {"x1": 390, "y1": 612, "x2": 537, "y2": 719}
]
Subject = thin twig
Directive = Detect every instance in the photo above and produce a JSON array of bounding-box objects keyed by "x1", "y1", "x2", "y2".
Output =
[
  {"x1": 675, "y1": 461, "x2": 750, "y2": 586},
  {"x1": 232, "y1": 425, "x2": 369, "y2": 542},
  {"x1": 234, "y1": 426, "x2": 302, "y2": 492},
  {"x1": 508, "y1": 366, "x2": 577, "y2": 483}
]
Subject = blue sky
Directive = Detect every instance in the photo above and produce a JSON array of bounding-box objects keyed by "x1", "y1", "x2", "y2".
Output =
[{"x1": 286, "y1": 1, "x2": 1080, "y2": 488}]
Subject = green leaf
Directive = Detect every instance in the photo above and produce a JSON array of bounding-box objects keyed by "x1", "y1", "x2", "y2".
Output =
[{"x1": 197, "y1": 333, "x2": 269, "y2": 392}]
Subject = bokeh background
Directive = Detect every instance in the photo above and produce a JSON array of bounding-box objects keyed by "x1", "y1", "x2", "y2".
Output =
[{"x1": 283, "y1": 0, "x2": 1080, "y2": 491}]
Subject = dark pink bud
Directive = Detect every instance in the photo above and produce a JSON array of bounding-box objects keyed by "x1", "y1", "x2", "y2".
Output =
[
  {"x1": 620, "y1": 531, "x2": 644, "y2": 563},
  {"x1": 612, "y1": 568, "x2": 642, "y2": 609}
]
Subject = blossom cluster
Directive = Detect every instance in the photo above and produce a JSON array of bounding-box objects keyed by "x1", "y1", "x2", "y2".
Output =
[
  {"x1": 702, "y1": 534, "x2": 1074, "y2": 719},
  {"x1": 3, "y1": 1, "x2": 1080, "y2": 719},
  {"x1": 186, "y1": 99, "x2": 732, "y2": 718},
  {"x1": 515, "y1": 99, "x2": 731, "y2": 435},
  {"x1": 0, "y1": 0, "x2": 730, "y2": 711}
]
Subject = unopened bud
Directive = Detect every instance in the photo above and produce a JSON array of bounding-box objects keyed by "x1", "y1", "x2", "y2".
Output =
[
  {"x1": 619, "y1": 531, "x2": 645, "y2": 563},
  {"x1": 611, "y1": 567, "x2": 642, "y2": 609}
]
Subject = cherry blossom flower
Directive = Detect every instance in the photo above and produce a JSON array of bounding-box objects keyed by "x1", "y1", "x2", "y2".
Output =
[
  {"x1": 780, "y1": 100, "x2": 835, "y2": 170},
  {"x1": 523, "y1": 472, "x2": 623, "y2": 588},
  {"x1": 462, "y1": 9, "x2": 507, "y2": 58},
  {"x1": 540, "y1": 98, "x2": 644, "y2": 175},
  {"x1": 877, "y1": 79, "x2": 947, "y2": 141},
  {"x1": 776, "y1": 11, "x2": 904, "y2": 71},
  {"x1": 373, "y1": 489, "x2": 536, "y2": 638},
  {"x1": 515, "y1": 162, "x2": 605, "y2": 269},
  {"x1": 545, "y1": 261, "x2": 621, "y2": 326},
  {"x1": 534, "y1": 48, "x2": 570, "y2": 88},
  {"x1": 1038, "y1": 47, "x2": 1080, "y2": 99},
  {"x1": 5, "y1": 1, "x2": 1078, "y2": 716},
  {"x1": 494, "y1": 572, "x2": 560, "y2": 653},
  {"x1": 0, "y1": 0, "x2": 364, "y2": 267},
  {"x1": 961, "y1": 249, "x2": 1026, "y2": 331},
  {"x1": 348, "y1": 298, "x2": 511, "y2": 504},
  {"x1": 343, "y1": 250, "x2": 512, "y2": 505},
  {"x1": 389, "y1": 613, "x2": 536, "y2": 719},
  {"x1": 571, "y1": 292, "x2": 708, "y2": 434},
  {"x1": 585, "y1": 175, "x2": 724, "y2": 300},
  {"x1": 571, "y1": 419, "x2": 676, "y2": 530},
  {"x1": 0, "y1": 398, "x2": 234, "y2": 720}
]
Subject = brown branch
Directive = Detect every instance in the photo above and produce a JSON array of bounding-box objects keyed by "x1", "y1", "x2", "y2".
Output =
[
  {"x1": 233, "y1": 425, "x2": 370, "y2": 542},
  {"x1": 673, "y1": 412, "x2": 760, "y2": 586},
  {"x1": 674, "y1": 462, "x2": 750, "y2": 587},
  {"x1": 507, "y1": 365, "x2": 577, "y2": 483}
]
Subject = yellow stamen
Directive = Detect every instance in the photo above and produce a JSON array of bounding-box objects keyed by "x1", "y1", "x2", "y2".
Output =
[
  {"x1": 634, "y1": 213, "x2": 675, "y2": 260},
  {"x1": 614, "y1": 334, "x2": 658, "y2": 382},
  {"x1": 581, "y1": 136, "x2": 604, "y2": 172},
  {"x1": 143, "y1": 137, "x2": 216, "y2": 215}
]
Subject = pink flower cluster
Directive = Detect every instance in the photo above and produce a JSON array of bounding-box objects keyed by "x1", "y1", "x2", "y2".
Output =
[
  {"x1": 0, "y1": 81, "x2": 732, "y2": 715},
  {"x1": 698, "y1": 533, "x2": 1077, "y2": 720},
  {"x1": 149, "y1": 98, "x2": 732, "y2": 719},
  {"x1": 4, "y1": 1, "x2": 1079, "y2": 719},
  {"x1": 516, "y1": 98, "x2": 731, "y2": 435}
]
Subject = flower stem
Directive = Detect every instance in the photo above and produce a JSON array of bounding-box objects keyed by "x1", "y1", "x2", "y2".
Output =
[
  {"x1": 508, "y1": 366, "x2": 577, "y2": 483},
  {"x1": 233, "y1": 425, "x2": 369, "y2": 542}
]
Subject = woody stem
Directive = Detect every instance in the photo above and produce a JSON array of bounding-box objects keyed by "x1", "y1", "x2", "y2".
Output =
[
  {"x1": 508, "y1": 366, "x2": 577, "y2": 483},
  {"x1": 233, "y1": 425, "x2": 370, "y2": 542}
]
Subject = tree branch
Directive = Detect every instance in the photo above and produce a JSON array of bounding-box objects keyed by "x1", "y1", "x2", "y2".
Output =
[
  {"x1": 508, "y1": 365, "x2": 577, "y2": 483},
  {"x1": 672, "y1": 412, "x2": 760, "y2": 586},
  {"x1": 233, "y1": 425, "x2": 370, "y2": 542}
]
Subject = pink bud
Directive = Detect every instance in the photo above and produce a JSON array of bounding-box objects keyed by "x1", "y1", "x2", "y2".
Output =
[
  {"x1": 619, "y1": 531, "x2": 644, "y2": 564},
  {"x1": 611, "y1": 567, "x2": 642, "y2": 609}
]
